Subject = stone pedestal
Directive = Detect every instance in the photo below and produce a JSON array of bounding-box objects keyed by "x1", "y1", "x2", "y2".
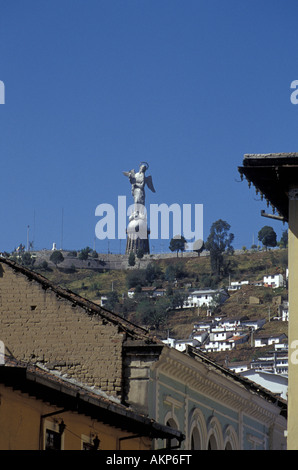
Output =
[{"x1": 125, "y1": 213, "x2": 150, "y2": 254}]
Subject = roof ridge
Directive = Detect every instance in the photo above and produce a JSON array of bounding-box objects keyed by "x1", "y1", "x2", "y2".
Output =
[{"x1": 0, "y1": 257, "x2": 153, "y2": 341}]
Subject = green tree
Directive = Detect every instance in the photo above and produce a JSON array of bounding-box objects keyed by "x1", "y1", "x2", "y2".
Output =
[
  {"x1": 169, "y1": 235, "x2": 187, "y2": 257},
  {"x1": 169, "y1": 291, "x2": 186, "y2": 309},
  {"x1": 279, "y1": 230, "x2": 288, "y2": 249},
  {"x1": 128, "y1": 251, "x2": 136, "y2": 266},
  {"x1": 50, "y1": 250, "x2": 64, "y2": 266},
  {"x1": 136, "y1": 248, "x2": 144, "y2": 259},
  {"x1": 145, "y1": 263, "x2": 163, "y2": 285},
  {"x1": 79, "y1": 247, "x2": 92, "y2": 260},
  {"x1": 39, "y1": 260, "x2": 49, "y2": 270},
  {"x1": 126, "y1": 269, "x2": 147, "y2": 288},
  {"x1": 205, "y1": 220, "x2": 234, "y2": 276},
  {"x1": 136, "y1": 297, "x2": 170, "y2": 330},
  {"x1": 104, "y1": 291, "x2": 119, "y2": 312},
  {"x1": 258, "y1": 226, "x2": 277, "y2": 251},
  {"x1": 165, "y1": 263, "x2": 187, "y2": 282},
  {"x1": 20, "y1": 252, "x2": 35, "y2": 268},
  {"x1": 193, "y1": 240, "x2": 205, "y2": 257},
  {"x1": 67, "y1": 250, "x2": 77, "y2": 257}
]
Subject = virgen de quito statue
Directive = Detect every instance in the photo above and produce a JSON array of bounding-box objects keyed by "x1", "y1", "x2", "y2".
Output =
[{"x1": 123, "y1": 162, "x2": 155, "y2": 255}]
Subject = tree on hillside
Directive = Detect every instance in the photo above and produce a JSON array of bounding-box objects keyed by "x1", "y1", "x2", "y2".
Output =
[
  {"x1": 165, "y1": 263, "x2": 187, "y2": 282},
  {"x1": 128, "y1": 251, "x2": 136, "y2": 266},
  {"x1": 136, "y1": 248, "x2": 144, "y2": 260},
  {"x1": 169, "y1": 235, "x2": 187, "y2": 257},
  {"x1": 193, "y1": 240, "x2": 205, "y2": 257},
  {"x1": 169, "y1": 291, "x2": 186, "y2": 309},
  {"x1": 205, "y1": 219, "x2": 234, "y2": 276},
  {"x1": 279, "y1": 229, "x2": 288, "y2": 249},
  {"x1": 50, "y1": 250, "x2": 64, "y2": 266},
  {"x1": 145, "y1": 263, "x2": 163, "y2": 285},
  {"x1": 126, "y1": 269, "x2": 147, "y2": 288},
  {"x1": 258, "y1": 226, "x2": 277, "y2": 251},
  {"x1": 19, "y1": 252, "x2": 35, "y2": 268},
  {"x1": 79, "y1": 247, "x2": 92, "y2": 260},
  {"x1": 136, "y1": 297, "x2": 170, "y2": 330},
  {"x1": 104, "y1": 291, "x2": 119, "y2": 312}
]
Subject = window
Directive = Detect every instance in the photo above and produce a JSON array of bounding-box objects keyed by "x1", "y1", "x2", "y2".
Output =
[
  {"x1": 191, "y1": 427, "x2": 202, "y2": 450},
  {"x1": 45, "y1": 429, "x2": 61, "y2": 450},
  {"x1": 166, "y1": 418, "x2": 179, "y2": 449},
  {"x1": 43, "y1": 419, "x2": 64, "y2": 450},
  {"x1": 208, "y1": 434, "x2": 218, "y2": 450}
]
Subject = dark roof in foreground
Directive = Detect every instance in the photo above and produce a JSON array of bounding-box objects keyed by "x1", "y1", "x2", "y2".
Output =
[
  {"x1": 0, "y1": 357, "x2": 185, "y2": 443},
  {"x1": 238, "y1": 152, "x2": 298, "y2": 222}
]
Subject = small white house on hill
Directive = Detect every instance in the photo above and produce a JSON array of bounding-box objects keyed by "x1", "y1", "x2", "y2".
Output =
[
  {"x1": 183, "y1": 288, "x2": 229, "y2": 309},
  {"x1": 263, "y1": 274, "x2": 284, "y2": 288}
]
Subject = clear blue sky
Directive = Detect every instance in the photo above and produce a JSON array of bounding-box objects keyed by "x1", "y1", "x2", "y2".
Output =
[{"x1": 0, "y1": 0, "x2": 297, "y2": 254}]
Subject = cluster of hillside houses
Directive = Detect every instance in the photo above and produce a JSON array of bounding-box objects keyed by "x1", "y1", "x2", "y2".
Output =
[
  {"x1": 162, "y1": 271, "x2": 289, "y2": 403},
  {"x1": 124, "y1": 272, "x2": 287, "y2": 309}
]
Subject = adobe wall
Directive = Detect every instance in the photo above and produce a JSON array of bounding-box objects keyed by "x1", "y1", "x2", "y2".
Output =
[{"x1": 0, "y1": 262, "x2": 124, "y2": 397}]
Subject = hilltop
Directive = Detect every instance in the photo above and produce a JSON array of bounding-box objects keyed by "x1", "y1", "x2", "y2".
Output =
[{"x1": 19, "y1": 247, "x2": 287, "y2": 351}]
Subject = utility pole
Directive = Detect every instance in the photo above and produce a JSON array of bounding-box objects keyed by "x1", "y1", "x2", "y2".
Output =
[{"x1": 27, "y1": 225, "x2": 30, "y2": 252}]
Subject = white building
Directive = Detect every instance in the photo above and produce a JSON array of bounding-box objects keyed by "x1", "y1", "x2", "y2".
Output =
[
  {"x1": 263, "y1": 274, "x2": 284, "y2": 288},
  {"x1": 162, "y1": 335, "x2": 207, "y2": 352},
  {"x1": 240, "y1": 318, "x2": 266, "y2": 330},
  {"x1": 239, "y1": 369, "x2": 288, "y2": 400},
  {"x1": 183, "y1": 288, "x2": 229, "y2": 309},
  {"x1": 228, "y1": 280, "x2": 249, "y2": 291},
  {"x1": 254, "y1": 333, "x2": 287, "y2": 348},
  {"x1": 192, "y1": 330, "x2": 209, "y2": 344},
  {"x1": 203, "y1": 331, "x2": 249, "y2": 353},
  {"x1": 216, "y1": 316, "x2": 265, "y2": 332},
  {"x1": 251, "y1": 347, "x2": 288, "y2": 376},
  {"x1": 279, "y1": 301, "x2": 289, "y2": 322},
  {"x1": 193, "y1": 320, "x2": 215, "y2": 331},
  {"x1": 228, "y1": 362, "x2": 250, "y2": 374}
]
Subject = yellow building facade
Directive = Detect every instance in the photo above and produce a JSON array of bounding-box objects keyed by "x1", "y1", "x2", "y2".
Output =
[
  {"x1": 239, "y1": 152, "x2": 298, "y2": 450},
  {"x1": 0, "y1": 358, "x2": 182, "y2": 450}
]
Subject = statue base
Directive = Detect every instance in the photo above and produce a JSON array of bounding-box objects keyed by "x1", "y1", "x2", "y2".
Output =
[
  {"x1": 125, "y1": 214, "x2": 150, "y2": 255},
  {"x1": 125, "y1": 235, "x2": 150, "y2": 255}
]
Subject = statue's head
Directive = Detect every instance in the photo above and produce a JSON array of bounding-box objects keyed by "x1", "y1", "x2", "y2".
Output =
[{"x1": 139, "y1": 161, "x2": 149, "y2": 172}]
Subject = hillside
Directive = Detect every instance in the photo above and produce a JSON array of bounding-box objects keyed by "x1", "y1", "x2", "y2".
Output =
[
  {"x1": 24, "y1": 248, "x2": 288, "y2": 365},
  {"x1": 29, "y1": 247, "x2": 288, "y2": 299},
  {"x1": 7, "y1": 246, "x2": 287, "y2": 367}
]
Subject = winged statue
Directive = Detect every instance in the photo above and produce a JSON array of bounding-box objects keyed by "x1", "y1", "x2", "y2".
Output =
[{"x1": 123, "y1": 162, "x2": 155, "y2": 206}]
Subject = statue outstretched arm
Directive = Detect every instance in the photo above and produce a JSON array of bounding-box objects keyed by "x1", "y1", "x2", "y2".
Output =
[{"x1": 123, "y1": 169, "x2": 136, "y2": 183}]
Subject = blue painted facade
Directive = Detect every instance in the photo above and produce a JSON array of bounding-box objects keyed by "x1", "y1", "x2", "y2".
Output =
[{"x1": 148, "y1": 346, "x2": 287, "y2": 450}]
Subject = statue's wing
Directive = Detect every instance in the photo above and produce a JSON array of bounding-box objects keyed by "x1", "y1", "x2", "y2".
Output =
[{"x1": 145, "y1": 175, "x2": 156, "y2": 193}]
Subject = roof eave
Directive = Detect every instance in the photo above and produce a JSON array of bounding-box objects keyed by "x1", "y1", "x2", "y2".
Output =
[{"x1": 238, "y1": 153, "x2": 298, "y2": 222}]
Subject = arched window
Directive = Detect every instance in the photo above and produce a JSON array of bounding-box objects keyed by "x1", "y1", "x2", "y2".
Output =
[
  {"x1": 191, "y1": 427, "x2": 202, "y2": 450},
  {"x1": 189, "y1": 409, "x2": 207, "y2": 450},
  {"x1": 206, "y1": 416, "x2": 224, "y2": 450},
  {"x1": 223, "y1": 425, "x2": 239, "y2": 450},
  {"x1": 208, "y1": 434, "x2": 218, "y2": 450},
  {"x1": 166, "y1": 417, "x2": 179, "y2": 449}
]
